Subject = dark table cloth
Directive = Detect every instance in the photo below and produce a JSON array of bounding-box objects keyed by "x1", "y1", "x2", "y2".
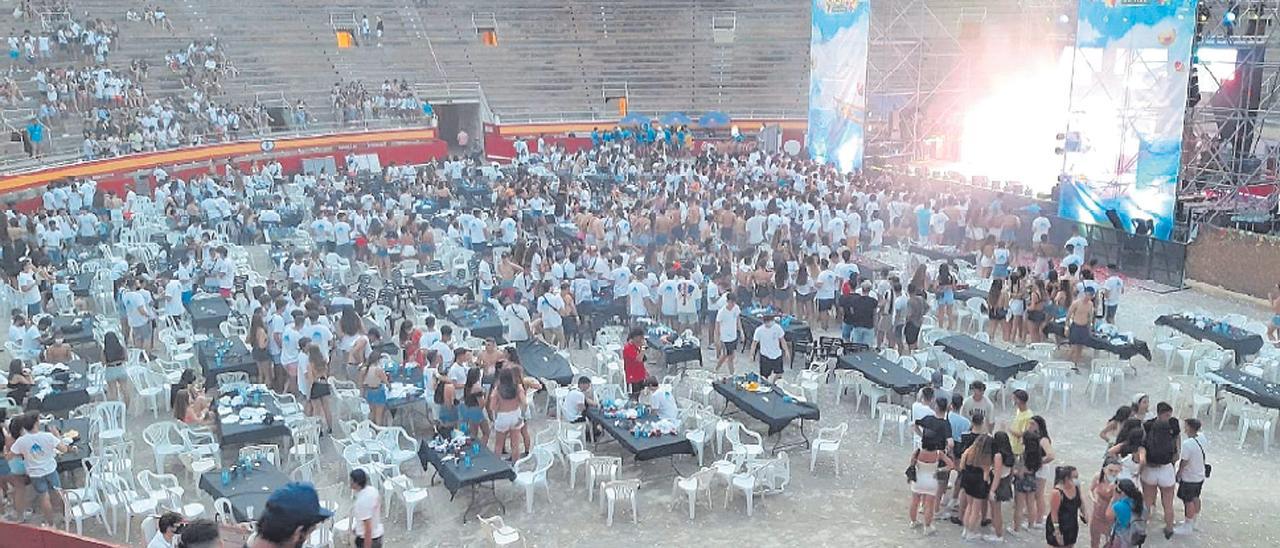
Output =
[
  {"x1": 937, "y1": 335, "x2": 1038, "y2": 382},
  {"x1": 578, "y1": 298, "x2": 626, "y2": 323},
  {"x1": 447, "y1": 304, "x2": 505, "y2": 343},
  {"x1": 53, "y1": 417, "x2": 92, "y2": 473},
  {"x1": 648, "y1": 335, "x2": 702, "y2": 366},
  {"x1": 713, "y1": 381, "x2": 821, "y2": 435},
  {"x1": 854, "y1": 256, "x2": 894, "y2": 276},
  {"x1": 196, "y1": 338, "x2": 259, "y2": 385},
  {"x1": 68, "y1": 272, "x2": 94, "y2": 297},
  {"x1": 199, "y1": 463, "x2": 289, "y2": 522},
  {"x1": 50, "y1": 314, "x2": 96, "y2": 346},
  {"x1": 836, "y1": 351, "x2": 928, "y2": 395},
  {"x1": 28, "y1": 361, "x2": 92, "y2": 414},
  {"x1": 1043, "y1": 320, "x2": 1152, "y2": 361},
  {"x1": 216, "y1": 401, "x2": 291, "y2": 447},
  {"x1": 1208, "y1": 368, "x2": 1280, "y2": 409},
  {"x1": 584, "y1": 408, "x2": 695, "y2": 461},
  {"x1": 1155, "y1": 315, "x2": 1264, "y2": 363},
  {"x1": 514, "y1": 340, "x2": 574, "y2": 386},
  {"x1": 411, "y1": 272, "x2": 472, "y2": 301},
  {"x1": 553, "y1": 223, "x2": 580, "y2": 243},
  {"x1": 188, "y1": 297, "x2": 233, "y2": 334},
  {"x1": 418, "y1": 444, "x2": 516, "y2": 495}
]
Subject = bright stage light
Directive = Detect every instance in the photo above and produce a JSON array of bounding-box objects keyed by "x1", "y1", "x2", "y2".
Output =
[{"x1": 957, "y1": 48, "x2": 1073, "y2": 194}]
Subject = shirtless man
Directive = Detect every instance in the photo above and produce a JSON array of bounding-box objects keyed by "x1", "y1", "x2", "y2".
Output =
[{"x1": 1066, "y1": 286, "x2": 1096, "y2": 366}]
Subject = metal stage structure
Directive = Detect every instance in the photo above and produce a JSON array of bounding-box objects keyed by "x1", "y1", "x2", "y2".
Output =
[
  {"x1": 865, "y1": 0, "x2": 1075, "y2": 165},
  {"x1": 1178, "y1": 0, "x2": 1280, "y2": 237}
]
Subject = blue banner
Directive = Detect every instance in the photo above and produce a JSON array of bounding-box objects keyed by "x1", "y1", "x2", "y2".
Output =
[
  {"x1": 1058, "y1": 0, "x2": 1197, "y2": 240},
  {"x1": 807, "y1": 0, "x2": 869, "y2": 173}
]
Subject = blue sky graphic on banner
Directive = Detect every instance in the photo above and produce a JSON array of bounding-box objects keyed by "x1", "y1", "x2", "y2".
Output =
[
  {"x1": 1058, "y1": 0, "x2": 1196, "y2": 240},
  {"x1": 808, "y1": 0, "x2": 869, "y2": 173}
]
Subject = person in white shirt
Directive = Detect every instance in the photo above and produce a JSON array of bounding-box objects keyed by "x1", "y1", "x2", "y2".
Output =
[
  {"x1": 715, "y1": 294, "x2": 743, "y2": 372},
  {"x1": 431, "y1": 326, "x2": 456, "y2": 370},
  {"x1": 751, "y1": 314, "x2": 789, "y2": 381},
  {"x1": 281, "y1": 310, "x2": 306, "y2": 394},
  {"x1": 502, "y1": 298, "x2": 532, "y2": 343},
  {"x1": 10, "y1": 414, "x2": 70, "y2": 526},
  {"x1": 535, "y1": 282, "x2": 567, "y2": 348},
  {"x1": 560, "y1": 376, "x2": 596, "y2": 425},
  {"x1": 1032, "y1": 215, "x2": 1051, "y2": 245},
  {"x1": 162, "y1": 275, "x2": 185, "y2": 319},
  {"x1": 815, "y1": 259, "x2": 839, "y2": 330},
  {"x1": 1102, "y1": 267, "x2": 1125, "y2": 324},
  {"x1": 147, "y1": 511, "x2": 186, "y2": 548},
  {"x1": 18, "y1": 261, "x2": 42, "y2": 316},
  {"x1": 626, "y1": 278, "x2": 651, "y2": 318},
  {"x1": 349, "y1": 469, "x2": 384, "y2": 548},
  {"x1": 642, "y1": 377, "x2": 680, "y2": 421},
  {"x1": 1175, "y1": 418, "x2": 1207, "y2": 535}
]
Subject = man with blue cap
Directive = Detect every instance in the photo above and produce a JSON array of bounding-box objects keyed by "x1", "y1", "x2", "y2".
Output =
[{"x1": 247, "y1": 482, "x2": 333, "y2": 548}]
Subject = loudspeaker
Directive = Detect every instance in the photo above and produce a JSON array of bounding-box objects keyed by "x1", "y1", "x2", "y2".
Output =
[{"x1": 1105, "y1": 209, "x2": 1126, "y2": 232}]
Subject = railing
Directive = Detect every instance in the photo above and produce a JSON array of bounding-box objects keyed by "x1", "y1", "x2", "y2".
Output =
[{"x1": 0, "y1": 116, "x2": 436, "y2": 176}]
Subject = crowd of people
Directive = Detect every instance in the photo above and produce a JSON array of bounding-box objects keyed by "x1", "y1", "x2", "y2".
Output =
[
  {"x1": 0, "y1": 116, "x2": 1229, "y2": 546},
  {"x1": 330, "y1": 78, "x2": 424, "y2": 124}
]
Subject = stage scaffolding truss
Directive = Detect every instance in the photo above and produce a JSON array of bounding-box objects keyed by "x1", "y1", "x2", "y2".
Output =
[{"x1": 1179, "y1": 0, "x2": 1280, "y2": 235}]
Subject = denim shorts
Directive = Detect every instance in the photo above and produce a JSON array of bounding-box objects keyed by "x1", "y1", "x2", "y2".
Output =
[{"x1": 31, "y1": 471, "x2": 61, "y2": 494}]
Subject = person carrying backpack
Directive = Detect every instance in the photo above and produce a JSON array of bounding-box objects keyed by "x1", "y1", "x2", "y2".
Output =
[
  {"x1": 1141, "y1": 401, "x2": 1181, "y2": 540},
  {"x1": 1107, "y1": 479, "x2": 1147, "y2": 547}
]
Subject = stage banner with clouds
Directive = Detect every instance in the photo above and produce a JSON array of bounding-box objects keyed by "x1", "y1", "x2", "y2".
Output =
[
  {"x1": 1058, "y1": 0, "x2": 1196, "y2": 240},
  {"x1": 808, "y1": 0, "x2": 869, "y2": 173}
]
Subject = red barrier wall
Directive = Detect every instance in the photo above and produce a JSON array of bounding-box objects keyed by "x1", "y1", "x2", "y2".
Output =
[{"x1": 0, "y1": 522, "x2": 122, "y2": 548}]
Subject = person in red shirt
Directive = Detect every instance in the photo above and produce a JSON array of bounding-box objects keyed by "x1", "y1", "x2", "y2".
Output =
[{"x1": 622, "y1": 327, "x2": 647, "y2": 399}]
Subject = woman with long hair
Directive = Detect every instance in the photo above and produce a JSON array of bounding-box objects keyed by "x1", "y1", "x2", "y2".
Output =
[
  {"x1": 1106, "y1": 479, "x2": 1146, "y2": 547},
  {"x1": 100, "y1": 331, "x2": 131, "y2": 406},
  {"x1": 794, "y1": 254, "x2": 817, "y2": 322},
  {"x1": 1107, "y1": 423, "x2": 1146, "y2": 485},
  {"x1": 1005, "y1": 273, "x2": 1026, "y2": 343},
  {"x1": 958, "y1": 433, "x2": 993, "y2": 540},
  {"x1": 459, "y1": 367, "x2": 489, "y2": 445},
  {"x1": 2, "y1": 413, "x2": 28, "y2": 521},
  {"x1": 1030, "y1": 416, "x2": 1057, "y2": 525},
  {"x1": 988, "y1": 431, "x2": 1016, "y2": 543},
  {"x1": 935, "y1": 262, "x2": 957, "y2": 331},
  {"x1": 488, "y1": 367, "x2": 526, "y2": 462},
  {"x1": 1046, "y1": 465, "x2": 1086, "y2": 547},
  {"x1": 1025, "y1": 279, "x2": 1047, "y2": 343},
  {"x1": 248, "y1": 309, "x2": 273, "y2": 389},
  {"x1": 304, "y1": 345, "x2": 333, "y2": 434},
  {"x1": 907, "y1": 444, "x2": 953, "y2": 534},
  {"x1": 1099, "y1": 406, "x2": 1133, "y2": 446},
  {"x1": 338, "y1": 307, "x2": 369, "y2": 382},
  {"x1": 359, "y1": 352, "x2": 390, "y2": 425},
  {"x1": 1089, "y1": 457, "x2": 1123, "y2": 548},
  {"x1": 986, "y1": 277, "x2": 1007, "y2": 341},
  {"x1": 432, "y1": 364, "x2": 458, "y2": 435}
]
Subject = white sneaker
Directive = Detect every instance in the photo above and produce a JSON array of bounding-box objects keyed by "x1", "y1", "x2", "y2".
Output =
[
  {"x1": 1174, "y1": 523, "x2": 1193, "y2": 535},
  {"x1": 923, "y1": 525, "x2": 937, "y2": 536},
  {"x1": 982, "y1": 534, "x2": 1005, "y2": 543},
  {"x1": 910, "y1": 521, "x2": 922, "y2": 530}
]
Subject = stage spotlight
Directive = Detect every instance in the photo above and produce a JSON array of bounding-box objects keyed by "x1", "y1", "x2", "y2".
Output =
[
  {"x1": 1058, "y1": 14, "x2": 1070, "y2": 24},
  {"x1": 1198, "y1": 4, "x2": 1210, "y2": 23},
  {"x1": 1225, "y1": 11, "x2": 1237, "y2": 25}
]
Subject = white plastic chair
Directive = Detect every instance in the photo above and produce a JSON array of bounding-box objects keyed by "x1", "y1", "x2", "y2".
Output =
[
  {"x1": 61, "y1": 485, "x2": 111, "y2": 536},
  {"x1": 382, "y1": 471, "x2": 431, "y2": 531},
  {"x1": 375, "y1": 426, "x2": 421, "y2": 471},
  {"x1": 477, "y1": 514, "x2": 527, "y2": 547},
  {"x1": 214, "y1": 497, "x2": 237, "y2": 524},
  {"x1": 513, "y1": 447, "x2": 555, "y2": 513},
  {"x1": 723, "y1": 422, "x2": 764, "y2": 467},
  {"x1": 684, "y1": 411, "x2": 717, "y2": 466},
  {"x1": 810, "y1": 422, "x2": 847, "y2": 474},
  {"x1": 585, "y1": 456, "x2": 621, "y2": 503},
  {"x1": 670, "y1": 466, "x2": 716, "y2": 520},
  {"x1": 98, "y1": 474, "x2": 156, "y2": 542},
  {"x1": 142, "y1": 421, "x2": 186, "y2": 473},
  {"x1": 92, "y1": 401, "x2": 128, "y2": 446},
  {"x1": 1040, "y1": 363, "x2": 1075, "y2": 412},
  {"x1": 833, "y1": 369, "x2": 862, "y2": 406},
  {"x1": 1238, "y1": 404, "x2": 1277, "y2": 452},
  {"x1": 856, "y1": 377, "x2": 890, "y2": 417},
  {"x1": 601, "y1": 479, "x2": 641, "y2": 526},
  {"x1": 876, "y1": 402, "x2": 911, "y2": 444},
  {"x1": 1218, "y1": 392, "x2": 1251, "y2": 430}
]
